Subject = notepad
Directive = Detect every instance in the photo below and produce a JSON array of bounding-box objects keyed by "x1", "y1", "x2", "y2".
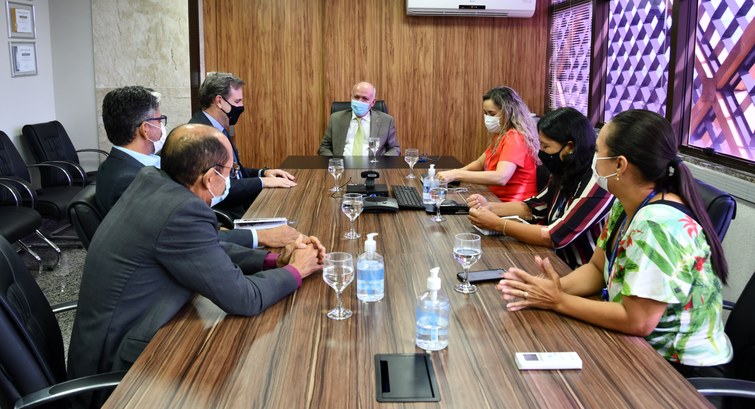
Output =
[{"x1": 233, "y1": 217, "x2": 288, "y2": 230}]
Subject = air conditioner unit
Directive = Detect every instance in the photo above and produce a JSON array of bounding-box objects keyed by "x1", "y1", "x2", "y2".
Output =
[{"x1": 406, "y1": 0, "x2": 536, "y2": 18}]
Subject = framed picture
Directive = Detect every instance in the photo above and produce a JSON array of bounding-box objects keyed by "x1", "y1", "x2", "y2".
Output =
[
  {"x1": 6, "y1": 1, "x2": 36, "y2": 39},
  {"x1": 9, "y1": 41, "x2": 37, "y2": 77}
]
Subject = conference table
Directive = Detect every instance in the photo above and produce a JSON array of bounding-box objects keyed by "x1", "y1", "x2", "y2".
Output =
[{"x1": 103, "y1": 156, "x2": 712, "y2": 408}]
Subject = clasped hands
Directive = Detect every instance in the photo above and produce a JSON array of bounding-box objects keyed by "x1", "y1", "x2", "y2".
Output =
[
  {"x1": 465, "y1": 194, "x2": 502, "y2": 231},
  {"x1": 496, "y1": 256, "x2": 563, "y2": 311},
  {"x1": 278, "y1": 234, "x2": 326, "y2": 278}
]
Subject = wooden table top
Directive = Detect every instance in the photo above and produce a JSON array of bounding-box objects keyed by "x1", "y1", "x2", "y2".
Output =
[
  {"x1": 279, "y1": 155, "x2": 463, "y2": 169},
  {"x1": 104, "y1": 167, "x2": 712, "y2": 409}
]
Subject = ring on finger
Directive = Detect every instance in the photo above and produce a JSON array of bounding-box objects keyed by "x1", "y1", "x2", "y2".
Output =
[{"x1": 523, "y1": 291, "x2": 529, "y2": 299}]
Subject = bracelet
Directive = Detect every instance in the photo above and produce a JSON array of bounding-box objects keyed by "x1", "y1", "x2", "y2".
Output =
[{"x1": 502, "y1": 219, "x2": 509, "y2": 236}]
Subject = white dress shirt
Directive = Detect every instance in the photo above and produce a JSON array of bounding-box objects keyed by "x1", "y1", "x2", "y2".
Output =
[{"x1": 343, "y1": 112, "x2": 371, "y2": 156}]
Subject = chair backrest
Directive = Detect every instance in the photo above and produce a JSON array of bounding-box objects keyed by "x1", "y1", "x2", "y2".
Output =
[
  {"x1": 68, "y1": 184, "x2": 103, "y2": 250},
  {"x1": 0, "y1": 131, "x2": 33, "y2": 206},
  {"x1": 22, "y1": 121, "x2": 80, "y2": 187},
  {"x1": 694, "y1": 178, "x2": 737, "y2": 241},
  {"x1": 725, "y1": 271, "x2": 755, "y2": 382},
  {"x1": 330, "y1": 100, "x2": 388, "y2": 115},
  {"x1": 0, "y1": 236, "x2": 67, "y2": 406}
]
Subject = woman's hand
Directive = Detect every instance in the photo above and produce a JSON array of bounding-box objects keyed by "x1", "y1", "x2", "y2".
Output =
[
  {"x1": 466, "y1": 193, "x2": 490, "y2": 209},
  {"x1": 496, "y1": 256, "x2": 562, "y2": 311},
  {"x1": 437, "y1": 169, "x2": 458, "y2": 183},
  {"x1": 468, "y1": 207, "x2": 501, "y2": 231}
]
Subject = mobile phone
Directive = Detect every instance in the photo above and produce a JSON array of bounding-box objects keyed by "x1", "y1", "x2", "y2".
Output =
[{"x1": 456, "y1": 269, "x2": 505, "y2": 283}]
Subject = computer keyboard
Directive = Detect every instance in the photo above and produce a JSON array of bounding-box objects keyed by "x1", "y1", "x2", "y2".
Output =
[{"x1": 392, "y1": 185, "x2": 425, "y2": 209}]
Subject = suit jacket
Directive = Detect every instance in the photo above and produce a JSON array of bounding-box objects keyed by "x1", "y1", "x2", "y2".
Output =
[
  {"x1": 188, "y1": 110, "x2": 264, "y2": 217},
  {"x1": 67, "y1": 167, "x2": 299, "y2": 408},
  {"x1": 318, "y1": 109, "x2": 400, "y2": 156},
  {"x1": 94, "y1": 145, "x2": 252, "y2": 246}
]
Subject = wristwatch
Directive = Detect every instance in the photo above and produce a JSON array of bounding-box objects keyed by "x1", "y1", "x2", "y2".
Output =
[{"x1": 260, "y1": 166, "x2": 269, "y2": 177}]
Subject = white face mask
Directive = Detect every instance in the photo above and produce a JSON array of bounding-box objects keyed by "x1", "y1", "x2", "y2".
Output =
[
  {"x1": 484, "y1": 114, "x2": 502, "y2": 133},
  {"x1": 146, "y1": 122, "x2": 167, "y2": 153},
  {"x1": 209, "y1": 168, "x2": 231, "y2": 207},
  {"x1": 591, "y1": 155, "x2": 618, "y2": 191}
]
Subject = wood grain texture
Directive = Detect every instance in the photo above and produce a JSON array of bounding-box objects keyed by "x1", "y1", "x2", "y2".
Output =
[
  {"x1": 200, "y1": 0, "x2": 548, "y2": 169},
  {"x1": 104, "y1": 164, "x2": 712, "y2": 409}
]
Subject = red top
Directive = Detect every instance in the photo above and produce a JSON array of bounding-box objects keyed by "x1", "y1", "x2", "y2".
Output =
[{"x1": 483, "y1": 129, "x2": 538, "y2": 202}]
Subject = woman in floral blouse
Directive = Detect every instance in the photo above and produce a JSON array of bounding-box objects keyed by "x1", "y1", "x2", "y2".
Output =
[{"x1": 498, "y1": 109, "x2": 732, "y2": 378}]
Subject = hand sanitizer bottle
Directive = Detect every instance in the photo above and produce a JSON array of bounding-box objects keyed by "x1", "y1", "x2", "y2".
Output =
[
  {"x1": 422, "y1": 164, "x2": 437, "y2": 204},
  {"x1": 357, "y1": 232, "x2": 384, "y2": 302},
  {"x1": 415, "y1": 267, "x2": 450, "y2": 351}
]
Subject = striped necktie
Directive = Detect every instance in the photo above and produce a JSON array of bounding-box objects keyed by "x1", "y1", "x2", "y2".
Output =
[{"x1": 353, "y1": 118, "x2": 364, "y2": 156}]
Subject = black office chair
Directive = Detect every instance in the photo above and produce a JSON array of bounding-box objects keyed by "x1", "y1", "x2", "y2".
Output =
[
  {"x1": 22, "y1": 120, "x2": 108, "y2": 187},
  {"x1": 0, "y1": 236, "x2": 124, "y2": 409},
  {"x1": 213, "y1": 208, "x2": 235, "y2": 230},
  {"x1": 688, "y1": 271, "x2": 755, "y2": 404},
  {"x1": 695, "y1": 178, "x2": 737, "y2": 241},
  {"x1": 0, "y1": 179, "x2": 52, "y2": 274},
  {"x1": 67, "y1": 184, "x2": 103, "y2": 250},
  {"x1": 330, "y1": 100, "x2": 388, "y2": 115}
]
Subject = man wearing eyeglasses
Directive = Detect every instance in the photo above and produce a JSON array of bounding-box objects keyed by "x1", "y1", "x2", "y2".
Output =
[
  {"x1": 188, "y1": 72, "x2": 297, "y2": 220},
  {"x1": 97, "y1": 86, "x2": 299, "y2": 249}
]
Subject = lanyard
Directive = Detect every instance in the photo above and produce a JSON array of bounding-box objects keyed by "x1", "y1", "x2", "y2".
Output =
[{"x1": 601, "y1": 190, "x2": 657, "y2": 301}]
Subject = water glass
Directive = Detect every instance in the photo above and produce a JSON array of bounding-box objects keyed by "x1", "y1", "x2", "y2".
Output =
[
  {"x1": 453, "y1": 233, "x2": 482, "y2": 294},
  {"x1": 429, "y1": 182, "x2": 448, "y2": 222},
  {"x1": 404, "y1": 148, "x2": 419, "y2": 179},
  {"x1": 327, "y1": 158, "x2": 344, "y2": 192},
  {"x1": 368, "y1": 137, "x2": 380, "y2": 163},
  {"x1": 341, "y1": 193, "x2": 363, "y2": 239},
  {"x1": 323, "y1": 252, "x2": 355, "y2": 320}
]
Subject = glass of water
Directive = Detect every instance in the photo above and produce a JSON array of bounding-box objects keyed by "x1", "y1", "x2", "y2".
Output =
[
  {"x1": 453, "y1": 233, "x2": 482, "y2": 294},
  {"x1": 368, "y1": 137, "x2": 380, "y2": 163},
  {"x1": 429, "y1": 182, "x2": 448, "y2": 222},
  {"x1": 327, "y1": 158, "x2": 344, "y2": 192},
  {"x1": 404, "y1": 148, "x2": 419, "y2": 179},
  {"x1": 323, "y1": 252, "x2": 355, "y2": 320},
  {"x1": 341, "y1": 193, "x2": 363, "y2": 239}
]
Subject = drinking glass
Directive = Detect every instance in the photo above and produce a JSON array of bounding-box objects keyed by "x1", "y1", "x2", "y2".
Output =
[
  {"x1": 368, "y1": 137, "x2": 380, "y2": 163},
  {"x1": 341, "y1": 193, "x2": 363, "y2": 239},
  {"x1": 404, "y1": 148, "x2": 419, "y2": 179},
  {"x1": 323, "y1": 252, "x2": 355, "y2": 320},
  {"x1": 453, "y1": 233, "x2": 482, "y2": 294},
  {"x1": 327, "y1": 158, "x2": 344, "y2": 192},
  {"x1": 429, "y1": 182, "x2": 448, "y2": 222}
]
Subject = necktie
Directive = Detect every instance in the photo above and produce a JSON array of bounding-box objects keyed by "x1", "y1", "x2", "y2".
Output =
[{"x1": 353, "y1": 118, "x2": 364, "y2": 156}]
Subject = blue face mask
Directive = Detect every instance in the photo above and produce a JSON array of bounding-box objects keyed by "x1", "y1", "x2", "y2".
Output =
[
  {"x1": 210, "y1": 168, "x2": 231, "y2": 207},
  {"x1": 351, "y1": 99, "x2": 370, "y2": 117}
]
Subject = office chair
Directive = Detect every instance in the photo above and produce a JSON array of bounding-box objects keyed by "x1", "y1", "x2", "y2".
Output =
[
  {"x1": 694, "y1": 178, "x2": 737, "y2": 241},
  {"x1": 22, "y1": 120, "x2": 108, "y2": 187},
  {"x1": 67, "y1": 184, "x2": 103, "y2": 250},
  {"x1": 213, "y1": 208, "x2": 235, "y2": 230},
  {"x1": 688, "y1": 270, "x2": 755, "y2": 403},
  {"x1": 330, "y1": 100, "x2": 389, "y2": 115},
  {"x1": 0, "y1": 236, "x2": 124, "y2": 409}
]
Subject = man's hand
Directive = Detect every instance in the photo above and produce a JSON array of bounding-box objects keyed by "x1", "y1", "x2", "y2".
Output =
[
  {"x1": 279, "y1": 235, "x2": 326, "y2": 279},
  {"x1": 263, "y1": 168, "x2": 296, "y2": 181},
  {"x1": 261, "y1": 176, "x2": 297, "y2": 188},
  {"x1": 257, "y1": 225, "x2": 301, "y2": 248}
]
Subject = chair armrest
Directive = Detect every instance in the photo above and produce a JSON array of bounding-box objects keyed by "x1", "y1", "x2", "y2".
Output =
[
  {"x1": 723, "y1": 300, "x2": 735, "y2": 310},
  {"x1": 0, "y1": 176, "x2": 37, "y2": 208},
  {"x1": 27, "y1": 163, "x2": 74, "y2": 186},
  {"x1": 0, "y1": 181, "x2": 22, "y2": 206},
  {"x1": 51, "y1": 300, "x2": 77, "y2": 314},
  {"x1": 688, "y1": 377, "x2": 755, "y2": 399},
  {"x1": 14, "y1": 371, "x2": 125, "y2": 409},
  {"x1": 76, "y1": 148, "x2": 109, "y2": 157},
  {"x1": 35, "y1": 160, "x2": 87, "y2": 186},
  {"x1": 213, "y1": 208, "x2": 235, "y2": 230}
]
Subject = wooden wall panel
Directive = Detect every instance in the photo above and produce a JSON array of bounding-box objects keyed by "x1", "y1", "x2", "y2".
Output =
[{"x1": 202, "y1": 0, "x2": 547, "y2": 168}]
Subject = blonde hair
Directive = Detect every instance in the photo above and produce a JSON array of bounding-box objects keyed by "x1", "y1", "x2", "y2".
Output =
[{"x1": 483, "y1": 86, "x2": 540, "y2": 163}]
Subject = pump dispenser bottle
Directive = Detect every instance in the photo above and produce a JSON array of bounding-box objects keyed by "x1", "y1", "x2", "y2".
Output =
[
  {"x1": 357, "y1": 233, "x2": 384, "y2": 302},
  {"x1": 422, "y1": 164, "x2": 437, "y2": 204},
  {"x1": 415, "y1": 267, "x2": 450, "y2": 351}
]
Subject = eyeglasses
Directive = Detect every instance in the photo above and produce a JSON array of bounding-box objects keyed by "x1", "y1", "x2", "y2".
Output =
[
  {"x1": 214, "y1": 162, "x2": 241, "y2": 179},
  {"x1": 144, "y1": 115, "x2": 168, "y2": 127}
]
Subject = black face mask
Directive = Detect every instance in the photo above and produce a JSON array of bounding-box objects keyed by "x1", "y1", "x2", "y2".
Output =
[
  {"x1": 221, "y1": 96, "x2": 245, "y2": 126},
  {"x1": 537, "y1": 145, "x2": 566, "y2": 174}
]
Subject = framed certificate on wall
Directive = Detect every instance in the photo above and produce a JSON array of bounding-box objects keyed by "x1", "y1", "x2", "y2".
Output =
[
  {"x1": 6, "y1": 1, "x2": 36, "y2": 39},
  {"x1": 9, "y1": 41, "x2": 37, "y2": 77}
]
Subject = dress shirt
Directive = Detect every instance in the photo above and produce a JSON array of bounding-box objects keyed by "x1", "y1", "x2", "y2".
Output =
[
  {"x1": 343, "y1": 112, "x2": 371, "y2": 156},
  {"x1": 113, "y1": 146, "x2": 161, "y2": 168}
]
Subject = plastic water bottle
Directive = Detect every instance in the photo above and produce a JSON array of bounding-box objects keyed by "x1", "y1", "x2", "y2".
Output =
[
  {"x1": 422, "y1": 164, "x2": 437, "y2": 204},
  {"x1": 416, "y1": 267, "x2": 450, "y2": 351},
  {"x1": 357, "y1": 232, "x2": 384, "y2": 302}
]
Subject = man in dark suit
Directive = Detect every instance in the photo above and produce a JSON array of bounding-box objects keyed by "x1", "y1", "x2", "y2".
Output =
[
  {"x1": 67, "y1": 124, "x2": 325, "y2": 408},
  {"x1": 97, "y1": 86, "x2": 298, "y2": 248},
  {"x1": 188, "y1": 72, "x2": 296, "y2": 219},
  {"x1": 318, "y1": 81, "x2": 400, "y2": 157}
]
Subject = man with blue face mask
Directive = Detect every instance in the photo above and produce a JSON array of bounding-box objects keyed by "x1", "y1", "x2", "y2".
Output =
[{"x1": 318, "y1": 81, "x2": 400, "y2": 157}]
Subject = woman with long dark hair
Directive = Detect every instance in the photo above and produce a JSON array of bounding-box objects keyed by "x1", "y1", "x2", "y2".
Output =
[
  {"x1": 467, "y1": 107, "x2": 614, "y2": 268},
  {"x1": 499, "y1": 109, "x2": 731, "y2": 377}
]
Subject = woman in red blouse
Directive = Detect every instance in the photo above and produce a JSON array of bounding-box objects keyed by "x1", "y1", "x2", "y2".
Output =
[{"x1": 437, "y1": 86, "x2": 539, "y2": 202}]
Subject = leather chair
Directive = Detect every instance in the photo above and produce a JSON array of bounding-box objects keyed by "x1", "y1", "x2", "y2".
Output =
[
  {"x1": 22, "y1": 120, "x2": 108, "y2": 186},
  {"x1": 330, "y1": 100, "x2": 388, "y2": 115},
  {"x1": 0, "y1": 179, "x2": 52, "y2": 274},
  {"x1": 67, "y1": 184, "x2": 103, "y2": 250},
  {"x1": 0, "y1": 236, "x2": 124, "y2": 409},
  {"x1": 695, "y1": 178, "x2": 737, "y2": 241}
]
